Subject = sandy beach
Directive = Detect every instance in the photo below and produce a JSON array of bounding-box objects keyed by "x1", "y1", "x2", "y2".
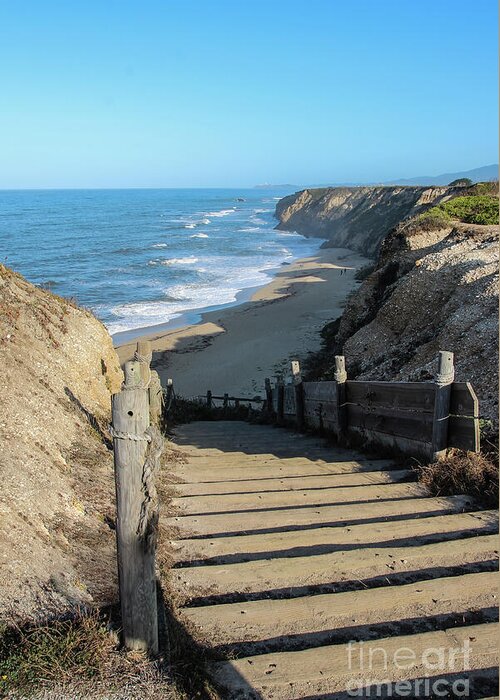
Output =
[{"x1": 115, "y1": 247, "x2": 370, "y2": 399}]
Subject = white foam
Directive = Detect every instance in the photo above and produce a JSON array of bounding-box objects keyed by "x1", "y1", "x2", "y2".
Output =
[
  {"x1": 206, "y1": 208, "x2": 236, "y2": 217},
  {"x1": 151, "y1": 243, "x2": 168, "y2": 248},
  {"x1": 161, "y1": 256, "x2": 198, "y2": 266},
  {"x1": 238, "y1": 227, "x2": 262, "y2": 233},
  {"x1": 184, "y1": 223, "x2": 196, "y2": 229},
  {"x1": 190, "y1": 233, "x2": 209, "y2": 238}
]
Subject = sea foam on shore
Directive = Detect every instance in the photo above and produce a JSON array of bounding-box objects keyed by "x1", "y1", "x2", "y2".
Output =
[{"x1": 0, "y1": 187, "x2": 323, "y2": 336}]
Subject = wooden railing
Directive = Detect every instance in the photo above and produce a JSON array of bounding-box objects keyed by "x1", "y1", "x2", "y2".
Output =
[
  {"x1": 268, "y1": 351, "x2": 480, "y2": 460},
  {"x1": 204, "y1": 391, "x2": 263, "y2": 409}
]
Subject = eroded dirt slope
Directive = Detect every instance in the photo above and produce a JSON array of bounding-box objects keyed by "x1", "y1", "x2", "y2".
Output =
[{"x1": 0, "y1": 265, "x2": 123, "y2": 617}]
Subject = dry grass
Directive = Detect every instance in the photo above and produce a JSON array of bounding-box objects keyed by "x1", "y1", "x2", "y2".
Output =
[
  {"x1": 0, "y1": 609, "x2": 111, "y2": 694},
  {"x1": 419, "y1": 449, "x2": 499, "y2": 508},
  {"x1": 0, "y1": 607, "x2": 186, "y2": 700}
]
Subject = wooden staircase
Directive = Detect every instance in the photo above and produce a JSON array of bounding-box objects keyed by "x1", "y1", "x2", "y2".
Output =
[{"x1": 165, "y1": 421, "x2": 498, "y2": 699}]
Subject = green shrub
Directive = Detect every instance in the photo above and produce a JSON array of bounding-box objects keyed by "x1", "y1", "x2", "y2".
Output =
[
  {"x1": 415, "y1": 207, "x2": 452, "y2": 230},
  {"x1": 440, "y1": 195, "x2": 499, "y2": 225},
  {"x1": 469, "y1": 181, "x2": 498, "y2": 196}
]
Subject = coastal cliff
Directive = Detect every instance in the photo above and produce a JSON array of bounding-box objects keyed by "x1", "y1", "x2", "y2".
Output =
[
  {"x1": 0, "y1": 265, "x2": 123, "y2": 616},
  {"x1": 275, "y1": 185, "x2": 457, "y2": 256},
  {"x1": 294, "y1": 184, "x2": 499, "y2": 428}
]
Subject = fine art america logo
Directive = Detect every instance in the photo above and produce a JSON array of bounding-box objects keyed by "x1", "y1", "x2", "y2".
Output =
[{"x1": 346, "y1": 638, "x2": 472, "y2": 697}]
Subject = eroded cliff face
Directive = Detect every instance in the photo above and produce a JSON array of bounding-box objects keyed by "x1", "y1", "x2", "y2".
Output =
[
  {"x1": 307, "y1": 221, "x2": 499, "y2": 428},
  {"x1": 0, "y1": 265, "x2": 123, "y2": 617},
  {"x1": 275, "y1": 185, "x2": 456, "y2": 256}
]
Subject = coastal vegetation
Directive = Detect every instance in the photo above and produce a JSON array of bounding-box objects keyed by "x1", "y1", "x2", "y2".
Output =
[{"x1": 415, "y1": 182, "x2": 499, "y2": 228}]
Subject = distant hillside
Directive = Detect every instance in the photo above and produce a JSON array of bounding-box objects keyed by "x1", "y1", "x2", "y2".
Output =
[
  {"x1": 385, "y1": 163, "x2": 498, "y2": 186},
  {"x1": 257, "y1": 164, "x2": 498, "y2": 190}
]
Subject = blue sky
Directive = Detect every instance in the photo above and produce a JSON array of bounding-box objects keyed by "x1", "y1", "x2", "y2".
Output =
[{"x1": 0, "y1": 0, "x2": 497, "y2": 188}]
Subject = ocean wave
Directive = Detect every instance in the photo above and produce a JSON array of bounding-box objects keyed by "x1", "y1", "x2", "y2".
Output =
[
  {"x1": 160, "y1": 256, "x2": 198, "y2": 266},
  {"x1": 253, "y1": 208, "x2": 272, "y2": 214},
  {"x1": 190, "y1": 233, "x2": 209, "y2": 238},
  {"x1": 206, "y1": 208, "x2": 236, "y2": 217},
  {"x1": 238, "y1": 227, "x2": 262, "y2": 233},
  {"x1": 201, "y1": 218, "x2": 211, "y2": 224},
  {"x1": 151, "y1": 243, "x2": 168, "y2": 248},
  {"x1": 184, "y1": 223, "x2": 196, "y2": 229}
]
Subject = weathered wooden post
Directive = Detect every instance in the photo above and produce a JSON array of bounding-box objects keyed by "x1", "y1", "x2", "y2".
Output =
[
  {"x1": 265, "y1": 378, "x2": 273, "y2": 415},
  {"x1": 148, "y1": 370, "x2": 162, "y2": 426},
  {"x1": 135, "y1": 340, "x2": 153, "y2": 387},
  {"x1": 276, "y1": 375, "x2": 285, "y2": 425},
  {"x1": 432, "y1": 350, "x2": 454, "y2": 461},
  {"x1": 235, "y1": 398, "x2": 240, "y2": 409},
  {"x1": 334, "y1": 355, "x2": 348, "y2": 441},
  {"x1": 111, "y1": 356, "x2": 161, "y2": 655},
  {"x1": 223, "y1": 393, "x2": 229, "y2": 410},
  {"x1": 291, "y1": 360, "x2": 305, "y2": 431},
  {"x1": 206, "y1": 390, "x2": 212, "y2": 409}
]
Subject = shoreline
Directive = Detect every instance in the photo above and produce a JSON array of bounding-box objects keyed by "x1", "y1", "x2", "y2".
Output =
[
  {"x1": 115, "y1": 246, "x2": 370, "y2": 398},
  {"x1": 110, "y1": 257, "x2": 308, "y2": 347}
]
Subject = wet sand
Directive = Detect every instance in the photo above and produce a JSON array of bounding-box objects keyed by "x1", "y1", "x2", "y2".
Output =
[{"x1": 115, "y1": 247, "x2": 369, "y2": 399}]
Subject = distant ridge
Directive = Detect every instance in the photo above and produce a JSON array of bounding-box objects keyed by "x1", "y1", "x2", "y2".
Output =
[
  {"x1": 384, "y1": 163, "x2": 498, "y2": 186},
  {"x1": 256, "y1": 164, "x2": 498, "y2": 191}
]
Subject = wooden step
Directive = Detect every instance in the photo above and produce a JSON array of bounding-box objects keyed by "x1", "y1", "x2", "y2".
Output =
[
  {"x1": 208, "y1": 622, "x2": 498, "y2": 699},
  {"x1": 175, "y1": 469, "x2": 411, "y2": 496},
  {"x1": 172, "y1": 510, "x2": 497, "y2": 564},
  {"x1": 173, "y1": 482, "x2": 427, "y2": 515},
  {"x1": 177, "y1": 459, "x2": 397, "y2": 483},
  {"x1": 167, "y1": 494, "x2": 475, "y2": 537},
  {"x1": 181, "y1": 571, "x2": 498, "y2": 648},
  {"x1": 171, "y1": 534, "x2": 497, "y2": 599}
]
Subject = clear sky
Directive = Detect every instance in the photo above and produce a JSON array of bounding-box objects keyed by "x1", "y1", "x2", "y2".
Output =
[{"x1": 0, "y1": 0, "x2": 498, "y2": 188}]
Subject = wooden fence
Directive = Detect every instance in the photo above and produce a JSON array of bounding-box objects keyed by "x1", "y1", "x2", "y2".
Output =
[
  {"x1": 269, "y1": 351, "x2": 480, "y2": 460},
  {"x1": 204, "y1": 391, "x2": 263, "y2": 409},
  {"x1": 110, "y1": 340, "x2": 164, "y2": 655}
]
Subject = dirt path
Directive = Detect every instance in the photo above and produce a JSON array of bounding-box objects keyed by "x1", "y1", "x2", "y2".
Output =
[{"x1": 166, "y1": 421, "x2": 499, "y2": 699}]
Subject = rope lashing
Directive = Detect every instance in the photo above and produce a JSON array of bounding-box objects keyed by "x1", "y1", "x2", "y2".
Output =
[
  {"x1": 137, "y1": 425, "x2": 164, "y2": 550},
  {"x1": 164, "y1": 386, "x2": 176, "y2": 414},
  {"x1": 436, "y1": 368, "x2": 455, "y2": 387}
]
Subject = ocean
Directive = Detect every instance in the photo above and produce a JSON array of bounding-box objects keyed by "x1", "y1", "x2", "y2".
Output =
[{"x1": 0, "y1": 188, "x2": 322, "y2": 341}]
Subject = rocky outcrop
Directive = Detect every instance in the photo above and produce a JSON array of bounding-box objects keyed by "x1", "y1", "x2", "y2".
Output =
[
  {"x1": 306, "y1": 221, "x2": 499, "y2": 429},
  {"x1": 275, "y1": 185, "x2": 458, "y2": 256},
  {"x1": 0, "y1": 265, "x2": 123, "y2": 617}
]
